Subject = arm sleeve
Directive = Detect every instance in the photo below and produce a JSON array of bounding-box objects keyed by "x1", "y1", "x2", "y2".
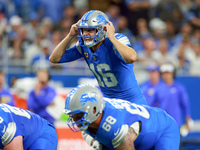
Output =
[
  {"x1": 112, "y1": 33, "x2": 132, "y2": 63},
  {"x1": 112, "y1": 125, "x2": 129, "y2": 148},
  {"x1": 58, "y1": 43, "x2": 83, "y2": 63},
  {"x1": 1, "y1": 122, "x2": 16, "y2": 147},
  {"x1": 82, "y1": 131, "x2": 93, "y2": 146}
]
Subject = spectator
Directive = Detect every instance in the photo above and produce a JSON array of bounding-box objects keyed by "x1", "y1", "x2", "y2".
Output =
[
  {"x1": 25, "y1": 12, "x2": 40, "y2": 41},
  {"x1": 179, "y1": 0, "x2": 193, "y2": 16},
  {"x1": 149, "y1": 18, "x2": 167, "y2": 49},
  {"x1": 0, "y1": 0, "x2": 17, "y2": 20},
  {"x1": 172, "y1": 29, "x2": 197, "y2": 71},
  {"x1": 140, "y1": 64, "x2": 162, "y2": 106},
  {"x1": 40, "y1": 0, "x2": 68, "y2": 23},
  {"x1": 133, "y1": 18, "x2": 152, "y2": 52},
  {"x1": 155, "y1": 0, "x2": 184, "y2": 29},
  {"x1": 0, "y1": 12, "x2": 7, "y2": 36},
  {"x1": 136, "y1": 18, "x2": 151, "y2": 40},
  {"x1": 156, "y1": 63, "x2": 191, "y2": 130},
  {"x1": 0, "y1": 104, "x2": 58, "y2": 150},
  {"x1": 27, "y1": 69, "x2": 56, "y2": 124},
  {"x1": 0, "y1": 71, "x2": 15, "y2": 106},
  {"x1": 7, "y1": 15, "x2": 22, "y2": 47},
  {"x1": 0, "y1": 36, "x2": 3, "y2": 60},
  {"x1": 187, "y1": 0, "x2": 200, "y2": 29},
  {"x1": 24, "y1": 32, "x2": 44, "y2": 67},
  {"x1": 173, "y1": 22, "x2": 193, "y2": 45},
  {"x1": 125, "y1": 0, "x2": 151, "y2": 35},
  {"x1": 106, "y1": 4, "x2": 121, "y2": 29},
  {"x1": 88, "y1": 0, "x2": 112, "y2": 12},
  {"x1": 31, "y1": 39, "x2": 51, "y2": 71},
  {"x1": 151, "y1": 37, "x2": 177, "y2": 65},
  {"x1": 165, "y1": 20, "x2": 178, "y2": 49},
  {"x1": 176, "y1": 46, "x2": 191, "y2": 76},
  {"x1": 137, "y1": 38, "x2": 158, "y2": 65}
]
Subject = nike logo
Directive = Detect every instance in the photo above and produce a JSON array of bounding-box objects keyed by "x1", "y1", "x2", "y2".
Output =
[
  {"x1": 118, "y1": 35, "x2": 122, "y2": 39},
  {"x1": 114, "y1": 128, "x2": 119, "y2": 136},
  {"x1": 2, "y1": 126, "x2": 6, "y2": 133}
]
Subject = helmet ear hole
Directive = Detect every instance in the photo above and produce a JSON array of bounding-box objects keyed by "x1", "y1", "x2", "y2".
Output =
[{"x1": 93, "y1": 107, "x2": 96, "y2": 114}]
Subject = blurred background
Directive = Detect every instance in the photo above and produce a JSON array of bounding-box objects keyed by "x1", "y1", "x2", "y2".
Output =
[{"x1": 0, "y1": 0, "x2": 200, "y2": 149}]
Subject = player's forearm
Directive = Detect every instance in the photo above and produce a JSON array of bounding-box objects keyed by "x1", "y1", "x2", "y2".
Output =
[
  {"x1": 4, "y1": 136, "x2": 23, "y2": 150},
  {"x1": 82, "y1": 131, "x2": 93, "y2": 146},
  {"x1": 110, "y1": 37, "x2": 137, "y2": 63},
  {"x1": 49, "y1": 35, "x2": 76, "y2": 63},
  {"x1": 115, "y1": 128, "x2": 137, "y2": 150}
]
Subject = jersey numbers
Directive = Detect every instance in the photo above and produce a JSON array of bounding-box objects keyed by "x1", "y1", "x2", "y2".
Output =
[
  {"x1": 102, "y1": 116, "x2": 116, "y2": 132},
  {"x1": 4, "y1": 104, "x2": 31, "y2": 119},
  {"x1": 122, "y1": 102, "x2": 150, "y2": 119},
  {"x1": 107, "y1": 99, "x2": 150, "y2": 119},
  {"x1": 89, "y1": 63, "x2": 118, "y2": 87}
]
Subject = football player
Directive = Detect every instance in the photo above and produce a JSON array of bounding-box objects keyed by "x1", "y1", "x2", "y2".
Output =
[
  {"x1": 49, "y1": 10, "x2": 147, "y2": 105},
  {"x1": 0, "y1": 104, "x2": 58, "y2": 150},
  {"x1": 64, "y1": 85, "x2": 180, "y2": 150}
]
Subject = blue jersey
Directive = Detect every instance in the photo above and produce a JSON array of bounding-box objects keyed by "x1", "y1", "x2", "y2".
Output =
[
  {"x1": 0, "y1": 104, "x2": 57, "y2": 150},
  {"x1": 59, "y1": 34, "x2": 147, "y2": 105},
  {"x1": 85, "y1": 98, "x2": 179, "y2": 150}
]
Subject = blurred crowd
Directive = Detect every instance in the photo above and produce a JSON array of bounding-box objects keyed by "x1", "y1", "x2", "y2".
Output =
[{"x1": 0, "y1": 0, "x2": 200, "y2": 75}]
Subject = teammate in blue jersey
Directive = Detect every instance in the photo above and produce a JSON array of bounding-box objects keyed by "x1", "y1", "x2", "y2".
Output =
[
  {"x1": 49, "y1": 10, "x2": 147, "y2": 105},
  {"x1": 0, "y1": 104, "x2": 58, "y2": 150},
  {"x1": 64, "y1": 85, "x2": 180, "y2": 150}
]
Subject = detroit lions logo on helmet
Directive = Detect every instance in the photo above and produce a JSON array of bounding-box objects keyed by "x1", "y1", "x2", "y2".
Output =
[
  {"x1": 96, "y1": 14, "x2": 107, "y2": 24},
  {"x1": 80, "y1": 92, "x2": 98, "y2": 106}
]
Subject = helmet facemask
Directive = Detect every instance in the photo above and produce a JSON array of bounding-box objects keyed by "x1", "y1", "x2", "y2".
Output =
[
  {"x1": 78, "y1": 25, "x2": 106, "y2": 47},
  {"x1": 66, "y1": 110, "x2": 90, "y2": 132}
]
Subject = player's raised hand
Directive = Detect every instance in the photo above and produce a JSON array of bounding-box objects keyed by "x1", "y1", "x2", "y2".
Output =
[
  {"x1": 104, "y1": 21, "x2": 115, "y2": 39},
  {"x1": 69, "y1": 20, "x2": 81, "y2": 37}
]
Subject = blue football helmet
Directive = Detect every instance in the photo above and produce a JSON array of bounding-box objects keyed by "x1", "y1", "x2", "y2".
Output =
[
  {"x1": 64, "y1": 85, "x2": 105, "y2": 132},
  {"x1": 77, "y1": 10, "x2": 109, "y2": 47}
]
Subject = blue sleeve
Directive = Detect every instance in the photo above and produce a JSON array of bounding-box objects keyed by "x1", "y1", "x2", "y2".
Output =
[
  {"x1": 113, "y1": 33, "x2": 132, "y2": 63},
  {"x1": 58, "y1": 45, "x2": 82, "y2": 63}
]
